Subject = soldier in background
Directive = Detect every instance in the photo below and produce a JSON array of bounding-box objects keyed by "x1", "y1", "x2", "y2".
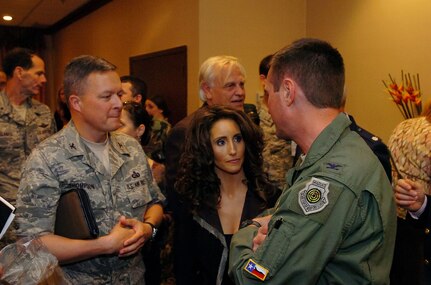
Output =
[
  {"x1": 120, "y1": 75, "x2": 147, "y2": 105},
  {"x1": 257, "y1": 54, "x2": 294, "y2": 190},
  {"x1": 0, "y1": 48, "x2": 56, "y2": 247}
]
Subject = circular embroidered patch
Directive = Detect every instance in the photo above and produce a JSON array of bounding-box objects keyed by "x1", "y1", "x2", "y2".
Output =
[{"x1": 306, "y1": 188, "x2": 321, "y2": 203}]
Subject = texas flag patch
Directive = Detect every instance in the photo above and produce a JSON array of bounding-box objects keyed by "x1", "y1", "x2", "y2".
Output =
[{"x1": 244, "y1": 259, "x2": 269, "y2": 281}]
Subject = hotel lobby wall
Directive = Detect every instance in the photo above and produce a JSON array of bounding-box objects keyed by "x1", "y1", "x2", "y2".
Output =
[
  {"x1": 51, "y1": 0, "x2": 199, "y2": 113},
  {"x1": 307, "y1": 0, "x2": 431, "y2": 142},
  {"x1": 199, "y1": 0, "x2": 306, "y2": 109}
]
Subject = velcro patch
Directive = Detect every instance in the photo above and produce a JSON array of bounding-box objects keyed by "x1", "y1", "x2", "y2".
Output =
[
  {"x1": 244, "y1": 259, "x2": 269, "y2": 281},
  {"x1": 298, "y1": 177, "x2": 330, "y2": 215}
]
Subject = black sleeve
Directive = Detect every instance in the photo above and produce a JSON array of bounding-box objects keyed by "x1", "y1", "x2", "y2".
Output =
[
  {"x1": 164, "y1": 123, "x2": 187, "y2": 216},
  {"x1": 371, "y1": 142, "x2": 392, "y2": 183},
  {"x1": 173, "y1": 203, "x2": 201, "y2": 284},
  {"x1": 418, "y1": 194, "x2": 431, "y2": 227}
]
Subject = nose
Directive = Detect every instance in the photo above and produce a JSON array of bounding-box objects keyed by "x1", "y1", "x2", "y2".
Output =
[
  {"x1": 228, "y1": 140, "x2": 237, "y2": 156},
  {"x1": 113, "y1": 93, "x2": 123, "y2": 109},
  {"x1": 235, "y1": 84, "x2": 245, "y2": 96},
  {"x1": 40, "y1": 74, "x2": 47, "y2": 84}
]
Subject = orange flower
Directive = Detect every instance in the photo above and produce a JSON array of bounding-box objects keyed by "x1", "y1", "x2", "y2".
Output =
[{"x1": 382, "y1": 71, "x2": 423, "y2": 119}]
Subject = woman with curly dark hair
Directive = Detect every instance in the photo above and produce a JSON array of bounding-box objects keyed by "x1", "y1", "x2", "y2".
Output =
[{"x1": 173, "y1": 105, "x2": 280, "y2": 285}]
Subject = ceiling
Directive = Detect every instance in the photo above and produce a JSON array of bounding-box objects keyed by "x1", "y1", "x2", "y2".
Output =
[{"x1": 0, "y1": 0, "x2": 111, "y2": 33}]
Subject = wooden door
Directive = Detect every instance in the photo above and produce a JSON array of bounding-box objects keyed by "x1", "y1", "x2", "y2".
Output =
[{"x1": 130, "y1": 46, "x2": 187, "y2": 125}]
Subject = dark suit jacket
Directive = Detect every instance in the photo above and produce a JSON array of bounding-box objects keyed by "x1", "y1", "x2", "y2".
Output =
[
  {"x1": 417, "y1": 196, "x2": 431, "y2": 276},
  {"x1": 391, "y1": 196, "x2": 431, "y2": 285},
  {"x1": 348, "y1": 115, "x2": 392, "y2": 182},
  {"x1": 174, "y1": 183, "x2": 279, "y2": 285}
]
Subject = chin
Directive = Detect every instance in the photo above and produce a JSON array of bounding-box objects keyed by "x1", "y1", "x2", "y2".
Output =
[
  {"x1": 224, "y1": 168, "x2": 243, "y2": 175},
  {"x1": 230, "y1": 103, "x2": 244, "y2": 110},
  {"x1": 107, "y1": 121, "x2": 123, "y2": 132}
]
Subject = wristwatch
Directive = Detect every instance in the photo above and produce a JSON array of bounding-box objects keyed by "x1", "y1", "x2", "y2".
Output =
[
  {"x1": 143, "y1": 221, "x2": 158, "y2": 240},
  {"x1": 240, "y1": 219, "x2": 262, "y2": 229}
]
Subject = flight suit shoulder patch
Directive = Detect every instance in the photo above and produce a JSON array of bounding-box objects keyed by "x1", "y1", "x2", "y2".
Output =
[
  {"x1": 298, "y1": 177, "x2": 330, "y2": 215},
  {"x1": 285, "y1": 176, "x2": 344, "y2": 224}
]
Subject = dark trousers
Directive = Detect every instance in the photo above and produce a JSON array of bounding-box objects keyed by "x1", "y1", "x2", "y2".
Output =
[{"x1": 390, "y1": 218, "x2": 425, "y2": 285}]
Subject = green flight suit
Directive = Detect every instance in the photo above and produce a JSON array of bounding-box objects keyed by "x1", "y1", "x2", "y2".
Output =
[{"x1": 229, "y1": 114, "x2": 397, "y2": 284}]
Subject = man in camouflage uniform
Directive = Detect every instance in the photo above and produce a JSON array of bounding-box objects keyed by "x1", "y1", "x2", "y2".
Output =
[
  {"x1": 257, "y1": 54, "x2": 294, "y2": 190},
  {"x1": 16, "y1": 55, "x2": 165, "y2": 284},
  {"x1": 120, "y1": 75, "x2": 147, "y2": 105},
  {"x1": 0, "y1": 48, "x2": 56, "y2": 247}
]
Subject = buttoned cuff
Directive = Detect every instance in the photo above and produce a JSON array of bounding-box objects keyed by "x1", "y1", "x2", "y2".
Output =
[{"x1": 409, "y1": 195, "x2": 428, "y2": 220}]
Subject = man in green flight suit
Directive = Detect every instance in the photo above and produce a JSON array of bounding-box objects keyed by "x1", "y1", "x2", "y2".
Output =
[{"x1": 229, "y1": 38, "x2": 396, "y2": 284}]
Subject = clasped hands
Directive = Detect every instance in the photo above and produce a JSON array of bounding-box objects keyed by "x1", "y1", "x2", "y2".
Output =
[
  {"x1": 106, "y1": 215, "x2": 152, "y2": 257},
  {"x1": 394, "y1": 178, "x2": 426, "y2": 212}
]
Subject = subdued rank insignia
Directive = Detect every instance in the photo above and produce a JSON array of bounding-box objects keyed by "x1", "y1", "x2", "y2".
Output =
[
  {"x1": 244, "y1": 259, "x2": 269, "y2": 281},
  {"x1": 298, "y1": 177, "x2": 330, "y2": 215}
]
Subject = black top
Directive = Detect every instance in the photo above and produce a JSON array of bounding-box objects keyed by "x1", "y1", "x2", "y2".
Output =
[{"x1": 173, "y1": 184, "x2": 279, "y2": 285}]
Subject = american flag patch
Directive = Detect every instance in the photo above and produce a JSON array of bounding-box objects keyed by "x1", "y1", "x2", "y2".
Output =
[{"x1": 244, "y1": 259, "x2": 269, "y2": 281}]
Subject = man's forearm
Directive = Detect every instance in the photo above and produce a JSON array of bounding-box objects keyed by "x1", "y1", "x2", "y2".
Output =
[{"x1": 40, "y1": 234, "x2": 110, "y2": 264}]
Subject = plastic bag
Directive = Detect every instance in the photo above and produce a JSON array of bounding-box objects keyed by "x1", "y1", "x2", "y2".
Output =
[{"x1": 0, "y1": 236, "x2": 70, "y2": 285}]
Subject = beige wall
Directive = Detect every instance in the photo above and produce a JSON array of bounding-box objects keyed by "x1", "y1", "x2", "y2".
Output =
[
  {"x1": 307, "y1": 0, "x2": 431, "y2": 141},
  {"x1": 199, "y1": 0, "x2": 306, "y2": 109},
  {"x1": 50, "y1": 0, "x2": 199, "y2": 112}
]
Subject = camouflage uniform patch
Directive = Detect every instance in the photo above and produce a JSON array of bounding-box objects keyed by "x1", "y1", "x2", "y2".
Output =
[
  {"x1": 259, "y1": 105, "x2": 294, "y2": 189},
  {"x1": 0, "y1": 90, "x2": 56, "y2": 249}
]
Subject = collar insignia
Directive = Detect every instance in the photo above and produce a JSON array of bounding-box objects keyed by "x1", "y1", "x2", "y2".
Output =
[
  {"x1": 326, "y1": 162, "x2": 341, "y2": 170},
  {"x1": 244, "y1": 259, "x2": 269, "y2": 281},
  {"x1": 298, "y1": 177, "x2": 330, "y2": 215},
  {"x1": 69, "y1": 143, "x2": 76, "y2": 150}
]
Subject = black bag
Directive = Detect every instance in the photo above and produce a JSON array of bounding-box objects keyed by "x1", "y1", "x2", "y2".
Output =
[{"x1": 54, "y1": 189, "x2": 99, "y2": 239}]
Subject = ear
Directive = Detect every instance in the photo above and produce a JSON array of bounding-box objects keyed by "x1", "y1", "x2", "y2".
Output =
[
  {"x1": 259, "y1": 74, "x2": 267, "y2": 87},
  {"x1": 281, "y1": 78, "x2": 295, "y2": 106},
  {"x1": 134, "y1": 94, "x2": 142, "y2": 104},
  {"x1": 202, "y1": 82, "x2": 212, "y2": 100},
  {"x1": 14, "y1": 67, "x2": 24, "y2": 80},
  {"x1": 136, "y1": 124, "x2": 145, "y2": 138},
  {"x1": 69, "y1": 94, "x2": 82, "y2": 112}
]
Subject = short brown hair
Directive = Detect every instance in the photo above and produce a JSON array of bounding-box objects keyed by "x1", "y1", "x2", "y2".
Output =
[
  {"x1": 63, "y1": 55, "x2": 116, "y2": 105},
  {"x1": 271, "y1": 38, "x2": 345, "y2": 109}
]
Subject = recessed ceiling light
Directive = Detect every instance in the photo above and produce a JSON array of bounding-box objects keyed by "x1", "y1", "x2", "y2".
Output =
[{"x1": 3, "y1": 15, "x2": 13, "y2": 21}]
